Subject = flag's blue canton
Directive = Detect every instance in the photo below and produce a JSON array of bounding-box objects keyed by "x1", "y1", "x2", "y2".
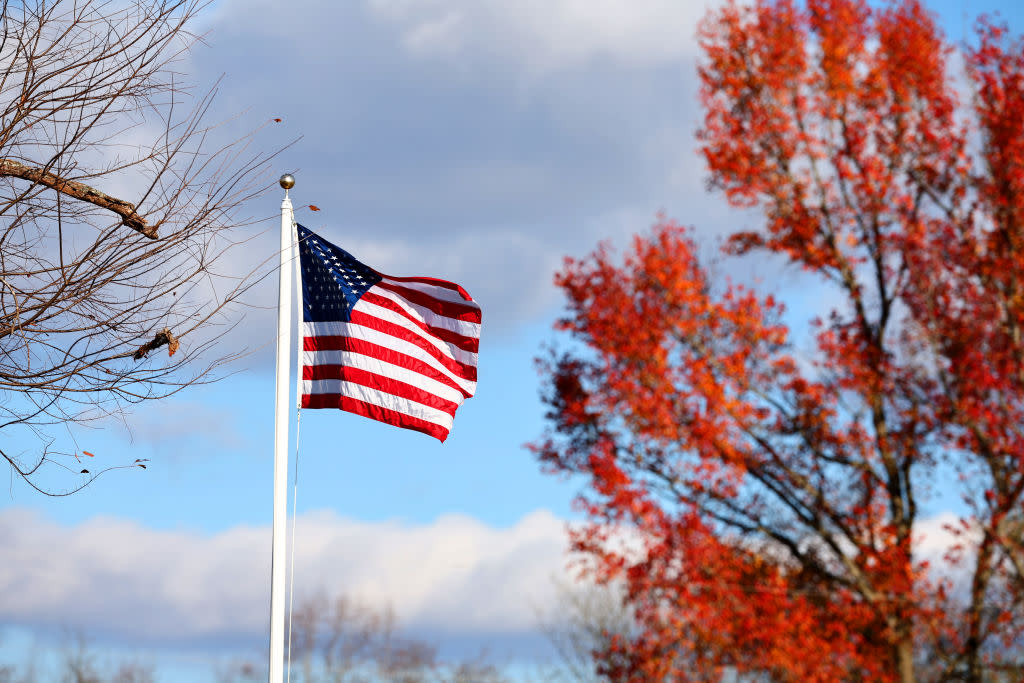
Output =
[{"x1": 297, "y1": 224, "x2": 383, "y2": 323}]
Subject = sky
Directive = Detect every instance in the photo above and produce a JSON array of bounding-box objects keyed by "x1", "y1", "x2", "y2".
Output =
[{"x1": 2, "y1": 0, "x2": 1024, "y2": 680}]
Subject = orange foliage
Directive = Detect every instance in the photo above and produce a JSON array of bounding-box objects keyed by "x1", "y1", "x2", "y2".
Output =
[{"x1": 535, "y1": 1, "x2": 1024, "y2": 681}]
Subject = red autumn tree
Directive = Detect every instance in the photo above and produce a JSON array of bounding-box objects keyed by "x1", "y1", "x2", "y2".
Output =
[{"x1": 534, "y1": 0, "x2": 1024, "y2": 681}]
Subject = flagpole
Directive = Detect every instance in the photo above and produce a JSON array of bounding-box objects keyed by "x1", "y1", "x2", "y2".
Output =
[{"x1": 269, "y1": 173, "x2": 296, "y2": 683}]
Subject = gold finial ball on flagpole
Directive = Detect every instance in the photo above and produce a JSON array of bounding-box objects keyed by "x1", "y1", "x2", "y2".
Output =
[{"x1": 279, "y1": 174, "x2": 295, "y2": 190}]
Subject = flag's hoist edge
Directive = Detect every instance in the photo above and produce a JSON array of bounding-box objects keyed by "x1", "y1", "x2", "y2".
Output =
[{"x1": 297, "y1": 224, "x2": 481, "y2": 442}]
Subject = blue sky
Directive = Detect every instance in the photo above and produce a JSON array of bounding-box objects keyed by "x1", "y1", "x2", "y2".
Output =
[{"x1": 3, "y1": 0, "x2": 1024, "y2": 680}]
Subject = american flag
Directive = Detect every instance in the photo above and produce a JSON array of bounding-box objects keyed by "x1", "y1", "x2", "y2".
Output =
[{"x1": 297, "y1": 224, "x2": 480, "y2": 442}]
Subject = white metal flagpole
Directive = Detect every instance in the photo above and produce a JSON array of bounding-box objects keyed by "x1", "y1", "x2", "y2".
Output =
[{"x1": 269, "y1": 173, "x2": 296, "y2": 683}]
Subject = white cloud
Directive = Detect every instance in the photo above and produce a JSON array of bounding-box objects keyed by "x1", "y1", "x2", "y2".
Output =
[
  {"x1": 913, "y1": 511, "x2": 981, "y2": 594},
  {"x1": 0, "y1": 507, "x2": 575, "y2": 647},
  {"x1": 335, "y1": 226, "x2": 562, "y2": 328},
  {"x1": 368, "y1": 0, "x2": 715, "y2": 73},
  {"x1": 185, "y1": 0, "x2": 737, "y2": 336},
  {"x1": 0, "y1": 504, "x2": 986, "y2": 657}
]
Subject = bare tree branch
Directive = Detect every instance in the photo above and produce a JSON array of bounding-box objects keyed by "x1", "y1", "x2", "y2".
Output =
[
  {"x1": 0, "y1": 158, "x2": 153, "y2": 237},
  {"x1": 0, "y1": 0, "x2": 283, "y2": 494}
]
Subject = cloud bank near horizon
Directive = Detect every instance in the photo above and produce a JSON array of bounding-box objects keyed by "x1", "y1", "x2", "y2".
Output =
[
  {"x1": 0, "y1": 507, "x2": 577, "y2": 652},
  {"x1": 0, "y1": 506, "x2": 982, "y2": 656}
]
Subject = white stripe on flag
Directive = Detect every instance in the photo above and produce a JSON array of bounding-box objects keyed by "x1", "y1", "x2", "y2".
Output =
[
  {"x1": 380, "y1": 276, "x2": 475, "y2": 305},
  {"x1": 370, "y1": 286, "x2": 482, "y2": 338},
  {"x1": 302, "y1": 349, "x2": 466, "y2": 405},
  {"x1": 304, "y1": 321, "x2": 476, "y2": 395},
  {"x1": 305, "y1": 302, "x2": 479, "y2": 367},
  {"x1": 302, "y1": 379, "x2": 456, "y2": 430}
]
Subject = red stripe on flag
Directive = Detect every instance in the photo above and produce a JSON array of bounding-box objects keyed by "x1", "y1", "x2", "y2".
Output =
[
  {"x1": 304, "y1": 335, "x2": 473, "y2": 396},
  {"x1": 303, "y1": 364, "x2": 460, "y2": 416},
  {"x1": 301, "y1": 393, "x2": 450, "y2": 442},
  {"x1": 348, "y1": 310, "x2": 477, "y2": 380},
  {"x1": 381, "y1": 274, "x2": 474, "y2": 301},
  {"x1": 361, "y1": 291, "x2": 479, "y2": 352},
  {"x1": 374, "y1": 281, "x2": 482, "y2": 322}
]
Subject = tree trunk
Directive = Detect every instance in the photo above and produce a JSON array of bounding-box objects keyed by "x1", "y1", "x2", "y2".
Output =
[
  {"x1": 896, "y1": 636, "x2": 915, "y2": 683},
  {"x1": 965, "y1": 535, "x2": 996, "y2": 683}
]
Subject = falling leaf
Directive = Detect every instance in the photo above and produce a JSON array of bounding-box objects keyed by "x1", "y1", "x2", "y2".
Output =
[
  {"x1": 82, "y1": 451, "x2": 95, "y2": 457},
  {"x1": 272, "y1": 117, "x2": 282, "y2": 123},
  {"x1": 309, "y1": 205, "x2": 320, "y2": 212}
]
